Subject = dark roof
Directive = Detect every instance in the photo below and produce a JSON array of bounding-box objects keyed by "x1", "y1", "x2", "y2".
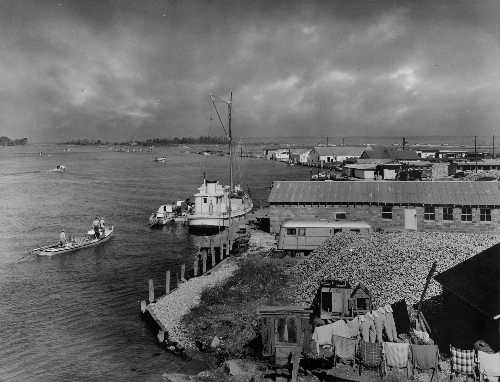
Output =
[
  {"x1": 268, "y1": 181, "x2": 500, "y2": 206},
  {"x1": 361, "y1": 146, "x2": 420, "y2": 160},
  {"x1": 435, "y1": 242, "x2": 500, "y2": 319}
]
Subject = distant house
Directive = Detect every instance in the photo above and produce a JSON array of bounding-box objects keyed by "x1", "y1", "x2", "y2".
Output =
[
  {"x1": 267, "y1": 180, "x2": 500, "y2": 234},
  {"x1": 343, "y1": 163, "x2": 377, "y2": 179},
  {"x1": 268, "y1": 150, "x2": 290, "y2": 162},
  {"x1": 435, "y1": 242, "x2": 500, "y2": 350},
  {"x1": 315, "y1": 146, "x2": 364, "y2": 163},
  {"x1": 289, "y1": 148, "x2": 319, "y2": 164},
  {"x1": 360, "y1": 146, "x2": 420, "y2": 161},
  {"x1": 416, "y1": 149, "x2": 438, "y2": 159}
]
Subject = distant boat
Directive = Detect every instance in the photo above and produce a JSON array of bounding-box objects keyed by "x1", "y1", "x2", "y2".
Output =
[
  {"x1": 149, "y1": 201, "x2": 189, "y2": 228},
  {"x1": 154, "y1": 156, "x2": 167, "y2": 162},
  {"x1": 48, "y1": 165, "x2": 66, "y2": 173},
  {"x1": 31, "y1": 226, "x2": 113, "y2": 256},
  {"x1": 188, "y1": 93, "x2": 253, "y2": 234}
]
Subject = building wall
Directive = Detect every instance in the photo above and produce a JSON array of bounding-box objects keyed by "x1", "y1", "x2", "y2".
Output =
[{"x1": 269, "y1": 204, "x2": 500, "y2": 234}]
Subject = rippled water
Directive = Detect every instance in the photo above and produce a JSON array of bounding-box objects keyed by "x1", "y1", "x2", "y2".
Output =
[{"x1": 0, "y1": 144, "x2": 310, "y2": 381}]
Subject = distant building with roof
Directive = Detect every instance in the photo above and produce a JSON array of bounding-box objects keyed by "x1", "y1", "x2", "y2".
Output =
[
  {"x1": 289, "y1": 148, "x2": 319, "y2": 164},
  {"x1": 315, "y1": 146, "x2": 365, "y2": 163},
  {"x1": 435, "y1": 243, "x2": 500, "y2": 349},
  {"x1": 267, "y1": 181, "x2": 500, "y2": 233},
  {"x1": 360, "y1": 146, "x2": 420, "y2": 161}
]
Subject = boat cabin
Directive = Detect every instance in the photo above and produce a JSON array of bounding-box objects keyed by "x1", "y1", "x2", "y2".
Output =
[
  {"x1": 312, "y1": 280, "x2": 373, "y2": 321},
  {"x1": 257, "y1": 305, "x2": 312, "y2": 366},
  {"x1": 193, "y1": 179, "x2": 230, "y2": 217}
]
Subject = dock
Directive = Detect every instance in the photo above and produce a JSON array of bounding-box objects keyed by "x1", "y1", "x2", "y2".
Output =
[{"x1": 139, "y1": 226, "x2": 249, "y2": 353}]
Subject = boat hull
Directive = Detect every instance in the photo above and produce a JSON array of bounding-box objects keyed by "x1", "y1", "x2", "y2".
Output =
[
  {"x1": 187, "y1": 206, "x2": 252, "y2": 234},
  {"x1": 33, "y1": 226, "x2": 114, "y2": 256}
]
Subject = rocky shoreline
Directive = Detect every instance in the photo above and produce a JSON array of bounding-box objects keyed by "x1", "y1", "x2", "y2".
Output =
[{"x1": 147, "y1": 258, "x2": 239, "y2": 350}]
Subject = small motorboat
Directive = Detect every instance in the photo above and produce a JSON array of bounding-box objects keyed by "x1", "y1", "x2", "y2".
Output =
[
  {"x1": 48, "y1": 165, "x2": 66, "y2": 173},
  {"x1": 31, "y1": 226, "x2": 114, "y2": 256},
  {"x1": 149, "y1": 201, "x2": 189, "y2": 228},
  {"x1": 153, "y1": 156, "x2": 167, "y2": 162}
]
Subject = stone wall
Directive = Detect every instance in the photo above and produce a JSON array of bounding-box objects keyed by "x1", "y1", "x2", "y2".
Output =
[{"x1": 269, "y1": 204, "x2": 500, "y2": 234}]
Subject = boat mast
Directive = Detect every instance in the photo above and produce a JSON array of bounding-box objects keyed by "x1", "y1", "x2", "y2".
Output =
[{"x1": 227, "y1": 92, "x2": 233, "y2": 227}]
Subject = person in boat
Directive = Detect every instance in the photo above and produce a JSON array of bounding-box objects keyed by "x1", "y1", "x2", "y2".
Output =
[
  {"x1": 99, "y1": 216, "x2": 105, "y2": 236},
  {"x1": 59, "y1": 230, "x2": 67, "y2": 247},
  {"x1": 92, "y1": 216, "x2": 100, "y2": 239}
]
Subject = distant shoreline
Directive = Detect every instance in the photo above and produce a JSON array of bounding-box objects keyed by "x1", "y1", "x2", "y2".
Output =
[
  {"x1": 0, "y1": 136, "x2": 28, "y2": 146},
  {"x1": 58, "y1": 136, "x2": 228, "y2": 146}
]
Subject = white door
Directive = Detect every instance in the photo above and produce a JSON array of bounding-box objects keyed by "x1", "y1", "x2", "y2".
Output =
[{"x1": 404, "y1": 209, "x2": 417, "y2": 230}]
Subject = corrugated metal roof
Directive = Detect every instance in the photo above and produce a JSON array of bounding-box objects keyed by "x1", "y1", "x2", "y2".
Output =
[
  {"x1": 435, "y1": 242, "x2": 500, "y2": 319},
  {"x1": 361, "y1": 146, "x2": 420, "y2": 160},
  {"x1": 281, "y1": 220, "x2": 371, "y2": 228},
  {"x1": 268, "y1": 181, "x2": 500, "y2": 205},
  {"x1": 315, "y1": 146, "x2": 365, "y2": 157}
]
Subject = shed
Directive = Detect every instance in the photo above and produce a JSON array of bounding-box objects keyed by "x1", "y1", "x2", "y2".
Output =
[
  {"x1": 435, "y1": 242, "x2": 500, "y2": 350},
  {"x1": 256, "y1": 305, "x2": 312, "y2": 365},
  {"x1": 350, "y1": 283, "x2": 373, "y2": 316}
]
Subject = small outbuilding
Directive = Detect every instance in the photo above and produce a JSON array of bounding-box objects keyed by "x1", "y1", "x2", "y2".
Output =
[{"x1": 256, "y1": 305, "x2": 313, "y2": 365}]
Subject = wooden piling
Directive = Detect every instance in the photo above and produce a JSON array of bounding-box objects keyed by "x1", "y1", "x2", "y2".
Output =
[
  {"x1": 202, "y1": 250, "x2": 207, "y2": 273},
  {"x1": 193, "y1": 257, "x2": 199, "y2": 276},
  {"x1": 180, "y1": 264, "x2": 186, "y2": 282},
  {"x1": 165, "y1": 270, "x2": 171, "y2": 294},
  {"x1": 211, "y1": 250, "x2": 216, "y2": 268},
  {"x1": 140, "y1": 300, "x2": 147, "y2": 314},
  {"x1": 148, "y1": 279, "x2": 154, "y2": 303}
]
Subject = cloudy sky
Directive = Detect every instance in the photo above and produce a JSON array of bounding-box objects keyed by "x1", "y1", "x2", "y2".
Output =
[{"x1": 1, "y1": 0, "x2": 500, "y2": 141}]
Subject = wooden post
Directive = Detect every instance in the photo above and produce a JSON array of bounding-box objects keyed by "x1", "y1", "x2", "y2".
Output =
[
  {"x1": 193, "y1": 257, "x2": 199, "y2": 276},
  {"x1": 202, "y1": 250, "x2": 207, "y2": 273},
  {"x1": 157, "y1": 330, "x2": 165, "y2": 344},
  {"x1": 180, "y1": 264, "x2": 185, "y2": 282},
  {"x1": 221, "y1": 244, "x2": 225, "y2": 259},
  {"x1": 148, "y1": 279, "x2": 154, "y2": 303},
  {"x1": 211, "y1": 250, "x2": 216, "y2": 268},
  {"x1": 165, "y1": 270, "x2": 171, "y2": 294},
  {"x1": 140, "y1": 300, "x2": 147, "y2": 313}
]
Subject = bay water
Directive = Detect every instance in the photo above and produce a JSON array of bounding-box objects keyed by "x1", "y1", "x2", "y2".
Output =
[{"x1": 0, "y1": 144, "x2": 311, "y2": 381}]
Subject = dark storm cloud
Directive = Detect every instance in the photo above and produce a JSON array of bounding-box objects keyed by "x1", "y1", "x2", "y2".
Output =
[{"x1": 0, "y1": 0, "x2": 499, "y2": 141}]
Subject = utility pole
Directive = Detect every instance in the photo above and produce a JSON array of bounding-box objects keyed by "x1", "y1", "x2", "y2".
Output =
[
  {"x1": 342, "y1": 137, "x2": 345, "y2": 146},
  {"x1": 474, "y1": 135, "x2": 477, "y2": 173},
  {"x1": 402, "y1": 137, "x2": 407, "y2": 150},
  {"x1": 326, "y1": 136, "x2": 328, "y2": 146},
  {"x1": 493, "y1": 136, "x2": 495, "y2": 159}
]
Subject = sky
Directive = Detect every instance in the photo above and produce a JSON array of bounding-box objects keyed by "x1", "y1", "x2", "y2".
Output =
[{"x1": 1, "y1": 0, "x2": 500, "y2": 142}]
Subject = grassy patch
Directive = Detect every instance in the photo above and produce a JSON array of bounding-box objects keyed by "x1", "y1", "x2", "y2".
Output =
[{"x1": 182, "y1": 254, "x2": 296, "y2": 358}]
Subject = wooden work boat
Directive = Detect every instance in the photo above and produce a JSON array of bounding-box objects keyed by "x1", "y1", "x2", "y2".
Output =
[{"x1": 31, "y1": 226, "x2": 114, "y2": 256}]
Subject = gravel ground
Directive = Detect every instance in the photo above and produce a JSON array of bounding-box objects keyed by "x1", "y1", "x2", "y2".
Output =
[
  {"x1": 148, "y1": 258, "x2": 239, "y2": 349},
  {"x1": 290, "y1": 231, "x2": 500, "y2": 308}
]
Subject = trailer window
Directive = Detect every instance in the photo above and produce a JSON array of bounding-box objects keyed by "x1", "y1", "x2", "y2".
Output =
[
  {"x1": 336, "y1": 212, "x2": 346, "y2": 220},
  {"x1": 350, "y1": 229, "x2": 360, "y2": 232},
  {"x1": 286, "y1": 228, "x2": 296, "y2": 235},
  {"x1": 297, "y1": 228, "x2": 306, "y2": 236},
  {"x1": 333, "y1": 229, "x2": 342, "y2": 234}
]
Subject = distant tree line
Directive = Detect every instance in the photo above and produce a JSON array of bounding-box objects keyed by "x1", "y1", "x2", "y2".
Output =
[
  {"x1": 60, "y1": 136, "x2": 228, "y2": 146},
  {"x1": 0, "y1": 136, "x2": 28, "y2": 146}
]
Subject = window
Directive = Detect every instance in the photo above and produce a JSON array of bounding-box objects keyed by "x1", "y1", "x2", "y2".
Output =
[
  {"x1": 356, "y1": 297, "x2": 368, "y2": 311},
  {"x1": 443, "y1": 207, "x2": 453, "y2": 221},
  {"x1": 424, "y1": 205, "x2": 435, "y2": 220},
  {"x1": 350, "y1": 229, "x2": 360, "y2": 232},
  {"x1": 480, "y1": 208, "x2": 491, "y2": 222},
  {"x1": 321, "y1": 292, "x2": 332, "y2": 313},
  {"x1": 203, "y1": 197, "x2": 207, "y2": 203},
  {"x1": 286, "y1": 228, "x2": 296, "y2": 235},
  {"x1": 335, "y1": 212, "x2": 346, "y2": 220},
  {"x1": 333, "y1": 228, "x2": 342, "y2": 234},
  {"x1": 297, "y1": 228, "x2": 306, "y2": 236},
  {"x1": 382, "y1": 206, "x2": 392, "y2": 219},
  {"x1": 461, "y1": 206, "x2": 472, "y2": 221}
]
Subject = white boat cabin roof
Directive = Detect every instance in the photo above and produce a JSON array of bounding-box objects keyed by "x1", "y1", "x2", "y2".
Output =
[{"x1": 281, "y1": 220, "x2": 371, "y2": 229}]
